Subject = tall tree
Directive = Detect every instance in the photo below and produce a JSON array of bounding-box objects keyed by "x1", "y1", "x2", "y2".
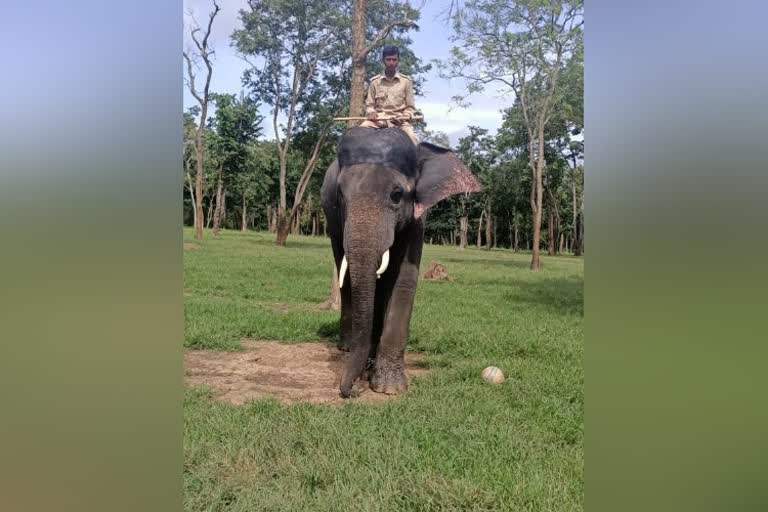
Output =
[
  {"x1": 207, "y1": 92, "x2": 263, "y2": 236},
  {"x1": 440, "y1": 0, "x2": 583, "y2": 270},
  {"x1": 236, "y1": 142, "x2": 274, "y2": 231},
  {"x1": 183, "y1": 107, "x2": 200, "y2": 228},
  {"x1": 234, "y1": 0, "x2": 348, "y2": 246},
  {"x1": 183, "y1": 1, "x2": 221, "y2": 240}
]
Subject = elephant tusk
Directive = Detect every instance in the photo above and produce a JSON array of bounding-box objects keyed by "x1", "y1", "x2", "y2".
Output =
[
  {"x1": 376, "y1": 250, "x2": 390, "y2": 279},
  {"x1": 339, "y1": 256, "x2": 348, "y2": 289}
]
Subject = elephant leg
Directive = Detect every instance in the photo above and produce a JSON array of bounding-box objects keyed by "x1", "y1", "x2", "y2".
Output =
[
  {"x1": 364, "y1": 267, "x2": 396, "y2": 381},
  {"x1": 370, "y1": 222, "x2": 424, "y2": 394}
]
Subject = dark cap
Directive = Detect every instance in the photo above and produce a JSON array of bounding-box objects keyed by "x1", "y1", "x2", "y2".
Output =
[{"x1": 382, "y1": 45, "x2": 400, "y2": 59}]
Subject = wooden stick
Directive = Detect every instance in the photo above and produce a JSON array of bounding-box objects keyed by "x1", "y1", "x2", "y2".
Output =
[{"x1": 332, "y1": 115, "x2": 424, "y2": 122}]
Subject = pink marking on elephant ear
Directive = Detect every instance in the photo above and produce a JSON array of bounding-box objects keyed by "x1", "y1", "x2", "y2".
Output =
[
  {"x1": 413, "y1": 153, "x2": 483, "y2": 219},
  {"x1": 414, "y1": 157, "x2": 482, "y2": 219},
  {"x1": 444, "y1": 162, "x2": 483, "y2": 196}
]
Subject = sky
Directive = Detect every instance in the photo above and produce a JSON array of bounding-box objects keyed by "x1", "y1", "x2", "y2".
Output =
[{"x1": 183, "y1": 0, "x2": 512, "y2": 146}]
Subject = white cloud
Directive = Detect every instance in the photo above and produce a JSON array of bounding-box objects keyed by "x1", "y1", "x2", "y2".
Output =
[{"x1": 417, "y1": 102, "x2": 504, "y2": 137}]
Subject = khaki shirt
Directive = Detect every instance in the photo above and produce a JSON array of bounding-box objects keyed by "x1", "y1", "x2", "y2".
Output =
[{"x1": 365, "y1": 72, "x2": 416, "y2": 119}]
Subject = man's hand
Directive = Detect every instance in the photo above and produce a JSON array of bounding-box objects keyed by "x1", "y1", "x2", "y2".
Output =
[{"x1": 367, "y1": 112, "x2": 378, "y2": 121}]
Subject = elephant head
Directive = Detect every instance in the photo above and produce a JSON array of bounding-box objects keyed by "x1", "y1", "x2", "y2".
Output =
[{"x1": 321, "y1": 127, "x2": 481, "y2": 397}]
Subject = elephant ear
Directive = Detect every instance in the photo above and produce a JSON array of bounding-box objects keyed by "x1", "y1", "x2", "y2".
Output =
[{"x1": 414, "y1": 142, "x2": 482, "y2": 219}]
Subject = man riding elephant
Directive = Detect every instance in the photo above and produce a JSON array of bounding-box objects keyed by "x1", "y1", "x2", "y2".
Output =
[{"x1": 359, "y1": 46, "x2": 419, "y2": 145}]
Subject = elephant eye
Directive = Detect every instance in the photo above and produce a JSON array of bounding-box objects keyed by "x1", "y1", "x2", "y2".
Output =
[{"x1": 390, "y1": 187, "x2": 404, "y2": 204}]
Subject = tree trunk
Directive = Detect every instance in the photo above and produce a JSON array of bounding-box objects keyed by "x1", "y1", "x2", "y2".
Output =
[
  {"x1": 547, "y1": 206, "x2": 554, "y2": 256},
  {"x1": 205, "y1": 193, "x2": 214, "y2": 229},
  {"x1": 348, "y1": 0, "x2": 368, "y2": 124},
  {"x1": 485, "y1": 205, "x2": 492, "y2": 250},
  {"x1": 276, "y1": 151, "x2": 288, "y2": 246},
  {"x1": 572, "y1": 171, "x2": 578, "y2": 255},
  {"x1": 459, "y1": 216, "x2": 468, "y2": 249},
  {"x1": 276, "y1": 210, "x2": 289, "y2": 246},
  {"x1": 194, "y1": 152, "x2": 204, "y2": 239},
  {"x1": 241, "y1": 196, "x2": 247, "y2": 232},
  {"x1": 574, "y1": 186, "x2": 584, "y2": 256},
  {"x1": 221, "y1": 191, "x2": 227, "y2": 228},
  {"x1": 492, "y1": 216, "x2": 497, "y2": 249},
  {"x1": 318, "y1": 265, "x2": 341, "y2": 311},
  {"x1": 530, "y1": 123, "x2": 545, "y2": 271},
  {"x1": 292, "y1": 205, "x2": 300, "y2": 234},
  {"x1": 186, "y1": 173, "x2": 196, "y2": 228},
  {"x1": 514, "y1": 222, "x2": 519, "y2": 252},
  {"x1": 476, "y1": 209, "x2": 484, "y2": 249},
  {"x1": 213, "y1": 171, "x2": 224, "y2": 237}
]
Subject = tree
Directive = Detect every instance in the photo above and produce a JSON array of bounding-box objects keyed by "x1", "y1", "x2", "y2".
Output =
[
  {"x1": 439, "y1": 0, "x2": 583, "y2": 270},
  {"x1": 183, "y1": 107, "x2": 200, "y2": 228},
  {"x1": 207, "y1": 92, "x2": 263, "y2": 236},
  {"x1": 183, "y1": 1, "x2": 221, "y2": 240},
  {"x1": 236, "y1": 142, "x2": 274, "y2": 231},
  {"x1": 456, "y1": 127, "x2": 495, "y2": 249},
  {"x1": 234, "y1": 0, "x2": 349, "y2": 246}
]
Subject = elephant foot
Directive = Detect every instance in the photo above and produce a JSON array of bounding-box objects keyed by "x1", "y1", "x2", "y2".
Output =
[
  {"x1": 340, "y1": 381, "x2": 367, "y2": 399},
  {"x1": 370, "y1": 365, "x2": 408, "y2": 395}
]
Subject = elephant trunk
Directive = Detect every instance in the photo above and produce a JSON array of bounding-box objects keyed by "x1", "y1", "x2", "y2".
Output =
[
  {"x1": 339, "y1": 206, "x2": 393, "y2": 398},
  {"x1": 339, "y1": 250, "x2": 378, "y2": 398}
]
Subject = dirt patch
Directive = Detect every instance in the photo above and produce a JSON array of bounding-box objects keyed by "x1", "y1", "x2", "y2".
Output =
[
  {"x1": 184, "y1": 243, "x2": 199, "y2": 250},
  {"x1": 184, "y1": 339, "x2": 429, "y2": 405}
]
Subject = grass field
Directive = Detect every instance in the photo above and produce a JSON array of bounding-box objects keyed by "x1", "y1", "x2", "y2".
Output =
[{"x1": 184, "y1": 228, "x2": 583, "y2": 511}]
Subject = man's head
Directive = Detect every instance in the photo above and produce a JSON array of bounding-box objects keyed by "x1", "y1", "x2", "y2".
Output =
[{"x1": 382, "y1": 46, "x2": 400, "y2": 75}]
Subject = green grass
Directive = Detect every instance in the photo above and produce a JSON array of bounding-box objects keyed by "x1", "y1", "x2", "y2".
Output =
[{"x1": 184, "y1": 228, "x2": 583, "y2": 511}]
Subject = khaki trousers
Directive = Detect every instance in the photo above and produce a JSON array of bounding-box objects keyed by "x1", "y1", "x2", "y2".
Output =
[{"x1": 359, "y1": 119, "x2": 419, "y2": 145}]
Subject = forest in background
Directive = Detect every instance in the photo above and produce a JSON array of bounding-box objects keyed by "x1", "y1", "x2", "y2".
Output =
[{"x1": 184, "y1": 0, "x2": 584, "y2": 260}]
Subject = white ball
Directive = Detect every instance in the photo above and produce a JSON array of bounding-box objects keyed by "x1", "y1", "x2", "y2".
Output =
[{"x1": 481, "y1": 366, "x2": 505, "y2": 385}]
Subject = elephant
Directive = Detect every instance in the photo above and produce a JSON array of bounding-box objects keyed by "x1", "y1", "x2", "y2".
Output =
[{"x1": 321, "y1": 127, "x2": 482, "y2": 398}]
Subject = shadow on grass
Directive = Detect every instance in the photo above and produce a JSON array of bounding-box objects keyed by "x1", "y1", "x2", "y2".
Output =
[
  {"x1": 440, "y1": 257, "x2": 532, "y2": 270},
  {"x1": 317, "y1": 320, "x2": 340, "y2": 340},
  {"x1": 503, "y1": 276, "x2": 584, "y2": 316},
  {"x1": 240, "y1": 236, "x2": 330, "y2": 250}
]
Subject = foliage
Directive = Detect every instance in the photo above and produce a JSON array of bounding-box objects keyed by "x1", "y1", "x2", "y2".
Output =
[
  {"x1": 234, "y1": 0, "x2": 350, "y2": 135},
  {"x1": 208, "y1": 92, "x2": 264, "y2": 181},
  {"x1": 182, "y1": 0, "x2": 584, "y2": 255}
]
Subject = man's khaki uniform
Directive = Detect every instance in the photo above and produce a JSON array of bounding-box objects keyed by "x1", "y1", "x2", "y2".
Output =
[{"x1": 360, "y1": 72, "x2": 419, "y2": 145}]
